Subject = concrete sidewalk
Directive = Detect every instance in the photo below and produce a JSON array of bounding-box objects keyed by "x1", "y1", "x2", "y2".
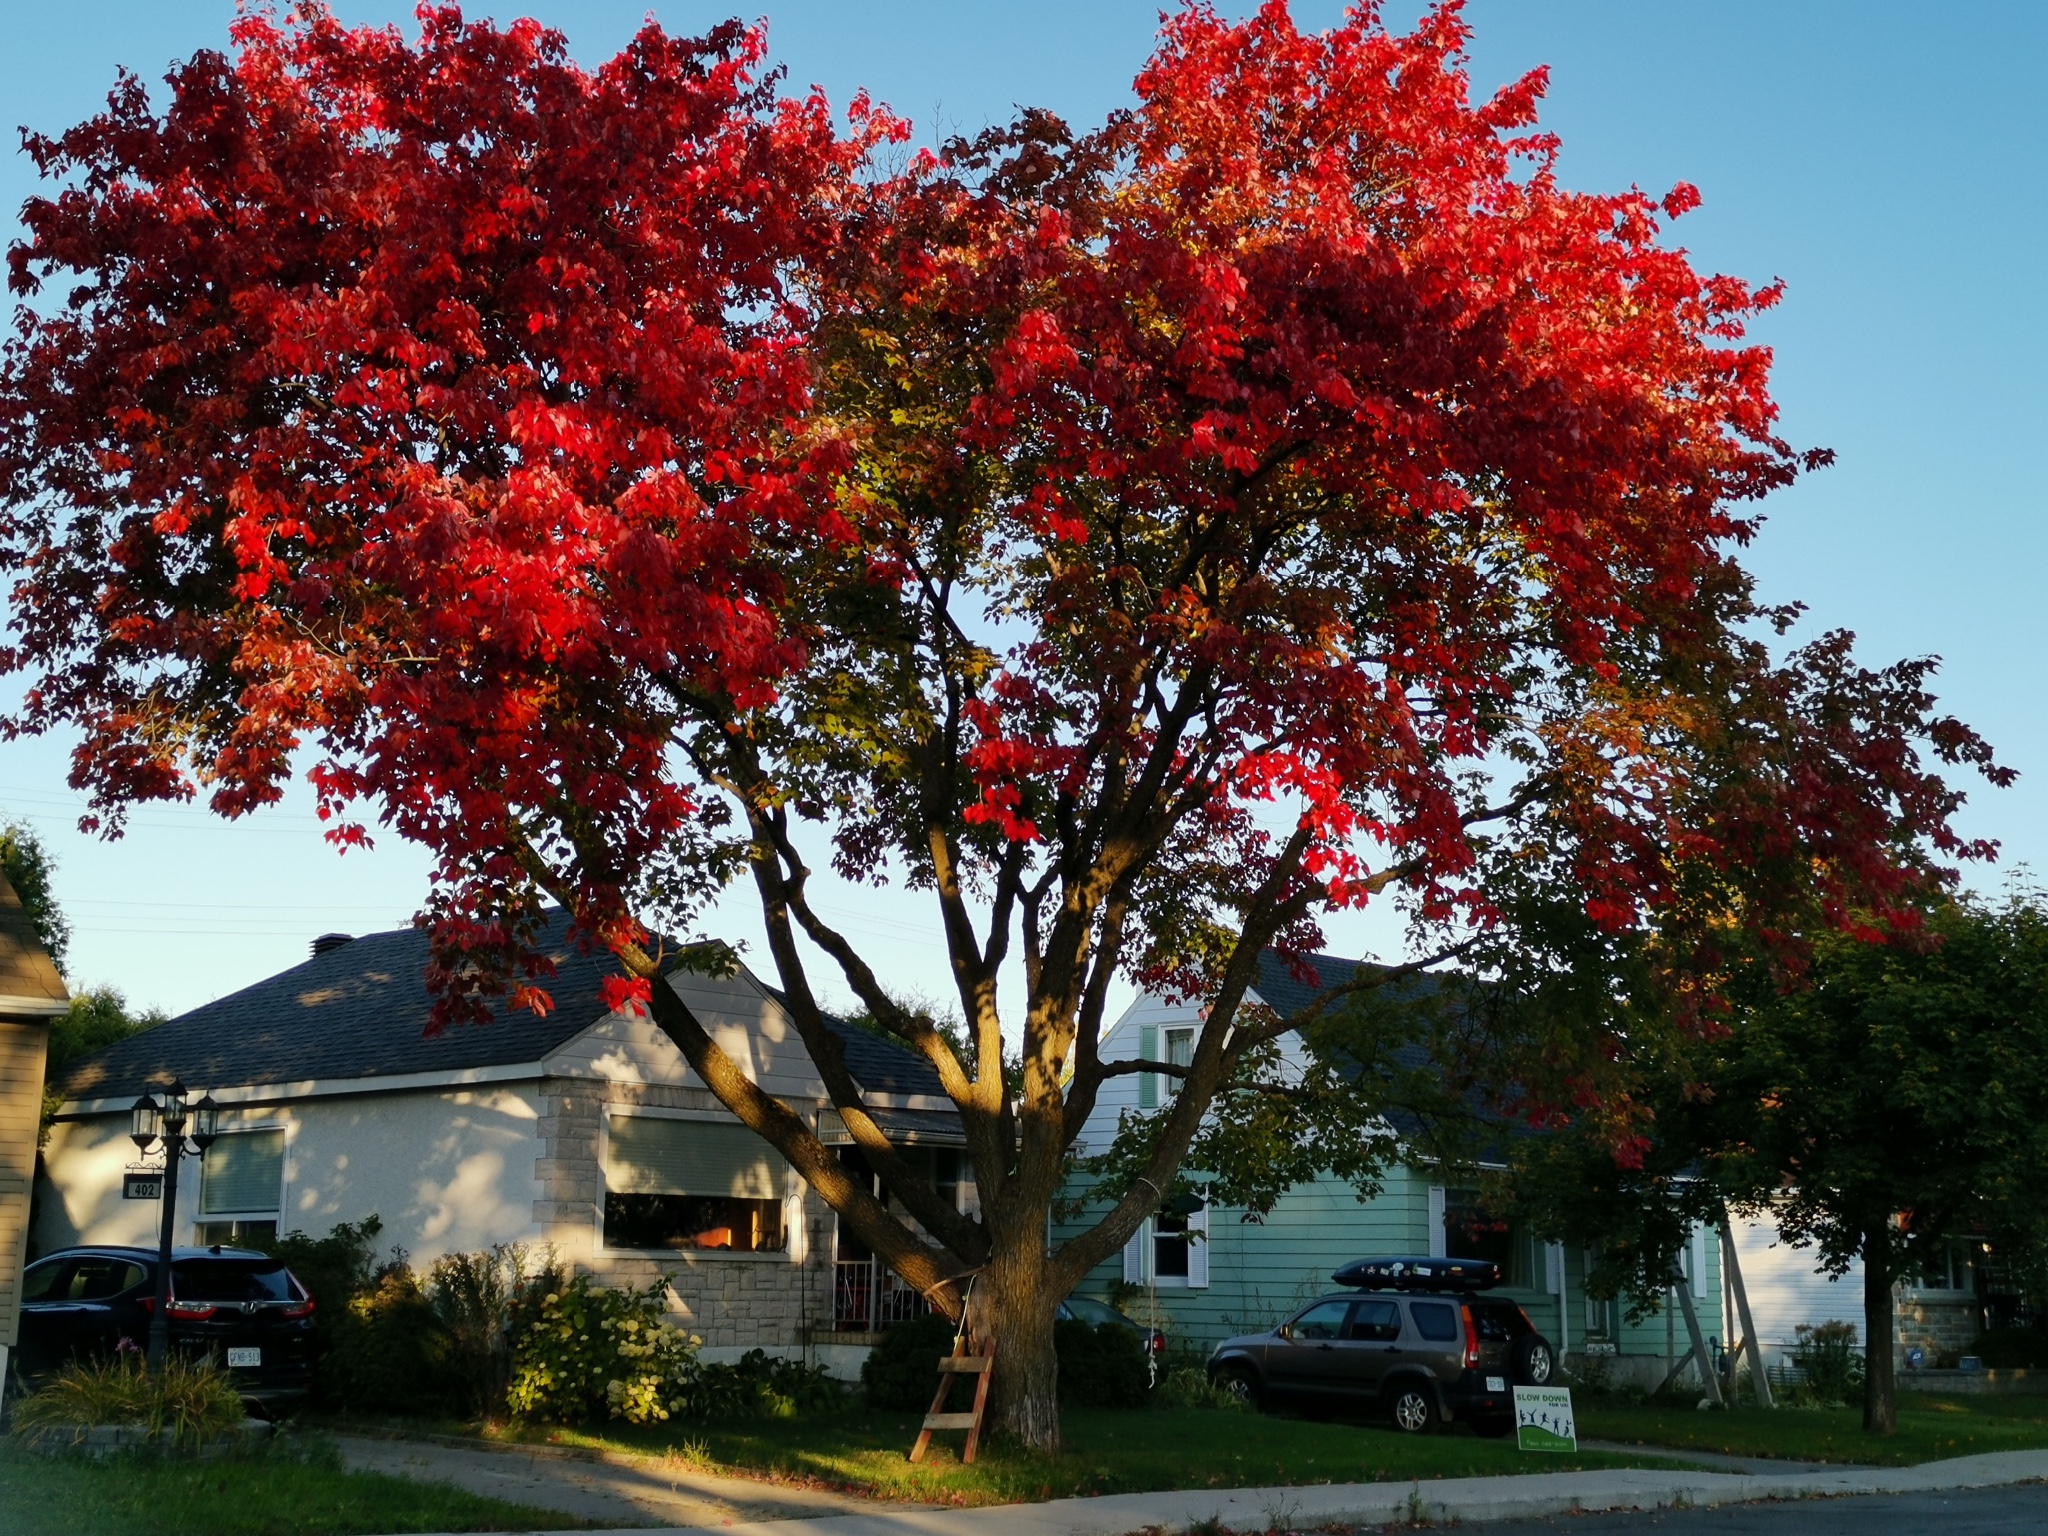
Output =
[
  {"x1": 389, "y1": 1446, "x2": 2048, "y2": 1536},
  {"x1": 335, "y1": 1431, "x2": 916, "y2": 1528}
]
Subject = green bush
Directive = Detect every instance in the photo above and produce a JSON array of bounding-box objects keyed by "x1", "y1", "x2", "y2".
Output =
[
  {"x1": 506, "y1": 1274, "x2": 701, "y2": 1426},
  {"x1": 428, "y1": 1245, "x2": 545, "y2": 1417},
  {"x1": 1055, "y1": 1320, "x2": 1148, "y2": 1408},
  {"x1": 258, "y1": 1217, "x2": 385, "y2": 1409},
  {"x1": 1153, "y1": 1363, "x2": 1247, "y2": 1411},
  {"x1": 10, "y1": 1353, "x2": 244, "y2": 1447},
  {"x1": 327, "y1": 1265, "x2": 454, "y2": 1414},
  {"x1": 1790, "y1": 1320, "x2": 1865, "y2": 1405},
  {"x1": 687, "y1": 1349, "x2": 844, "y2": 1420},
  {"x1": 861, "y1": 1314, "x2": 959, "y2": 1410},
  {"x1": 1971, "y1": 1326, "x2": 2048, "y2": 1369}
]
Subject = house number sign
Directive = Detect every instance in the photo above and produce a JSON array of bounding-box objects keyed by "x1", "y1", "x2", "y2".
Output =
[{"x1": 122, "y1": 1168, "x2": 165, "y2": 1200}]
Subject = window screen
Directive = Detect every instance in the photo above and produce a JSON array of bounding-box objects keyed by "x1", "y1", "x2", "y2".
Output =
[
  {"x1": 200, "y1": 1128, "x2": 285, "y2": 1216},
  {"x1": 605, "y1": 1115, "x2": 785, "y2": 1199}
]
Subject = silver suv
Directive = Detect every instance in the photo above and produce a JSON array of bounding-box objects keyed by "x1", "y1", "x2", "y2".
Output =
[{"x1": 1206, "y1": 1258, "x2": 1556, "y2": 1436}]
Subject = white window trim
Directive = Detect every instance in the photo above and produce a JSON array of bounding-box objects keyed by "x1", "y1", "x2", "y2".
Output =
[{"x1": 596, "y1": 1106, "x2": 803, "y2": 1262}]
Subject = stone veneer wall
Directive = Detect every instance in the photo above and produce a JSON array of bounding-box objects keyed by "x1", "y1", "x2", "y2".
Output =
[
  {"x1": 1895, "y1": 1292, "x2": 1981, "y2": 1368},
  {"x1": 533, "y1": 1075, "x2": 836, "y2": 1351}
]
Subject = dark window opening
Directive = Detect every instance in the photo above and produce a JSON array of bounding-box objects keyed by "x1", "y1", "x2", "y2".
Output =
[
  {"x1": 1154, "y1": 1209, "x2": 1191, "y2": 1279},
  {"x1": 604, "y1": 1192, "x2": 786, "y2": 1253},
  {"x1": 1443, "y1": 1189, "x2": 1524, "y2": 1285}
]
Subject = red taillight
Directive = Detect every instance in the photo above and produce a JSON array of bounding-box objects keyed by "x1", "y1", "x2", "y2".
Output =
[
  {"x1": 166, "y1": 1300, "x2": 218, "y2": 1321},
  {"x1": 1459, "y1": 1304, "x2": 1481, "y2": 1369},
  {"x1": 1150, "y1": 1333, "x2": 1166, "y2": 1355},
  {"x1": 280, "y1": 1297, "x2": 315, "y2": 1320}
]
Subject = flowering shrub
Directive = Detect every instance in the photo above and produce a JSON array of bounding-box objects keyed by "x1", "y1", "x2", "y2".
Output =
[{"x1": 506, "y1": 1274, "x2": 700, "y2": 1425}]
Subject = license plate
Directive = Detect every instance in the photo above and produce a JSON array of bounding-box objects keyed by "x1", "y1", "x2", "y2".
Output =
[
  {"x1": 1486, "y1": 1375, "x2": 1506, "y2": 1392},
  {"x1": 226, "y1": 1347, "x2": 261, "y2": 1369}
]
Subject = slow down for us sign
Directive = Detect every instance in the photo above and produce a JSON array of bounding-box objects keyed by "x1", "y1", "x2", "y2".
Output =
[{"x1": 1513, "y1": 1386, "x2": 1577, "y2": 1452}]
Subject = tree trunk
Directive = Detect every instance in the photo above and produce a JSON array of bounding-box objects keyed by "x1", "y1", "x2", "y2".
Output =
[
  {"x1": 1862, "y1": 1233, "x2": 1896, "y2": 1434},
  {"x1": 969, "y1": 1223, "x2": 1061, "y2": 1452}
]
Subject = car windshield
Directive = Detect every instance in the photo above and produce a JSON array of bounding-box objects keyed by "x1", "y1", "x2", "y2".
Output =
[
  {"x1": 1061, "y1": 1296, "x2": 1131, "y2": 1328},
  {"x1": 171, "y1": 1258, "x2": 297, "y2": 1303}
]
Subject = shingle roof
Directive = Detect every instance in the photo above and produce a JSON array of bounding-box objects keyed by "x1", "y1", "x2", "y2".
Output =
[
  {"x1": 0, "y1": 870, "x2": 67, "y2": 1020},
  {"x1": 58, "y1": 912, "x2": 943, "y2": 1107},
  {"x1": 817, "y1": 1014, "x2": 947, "y2": 1100}
]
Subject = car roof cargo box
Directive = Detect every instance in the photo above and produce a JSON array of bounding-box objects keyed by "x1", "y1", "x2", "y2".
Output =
[{"x1": 1332, "y1": 1256, "x2": 1500, "y2": 1292}]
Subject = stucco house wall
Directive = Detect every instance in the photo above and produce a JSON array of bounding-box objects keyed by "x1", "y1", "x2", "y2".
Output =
[{"x1": 38, "y1": 921, "x2": 954, "y2": 1377}]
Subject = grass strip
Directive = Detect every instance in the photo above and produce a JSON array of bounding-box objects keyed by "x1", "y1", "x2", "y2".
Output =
[
  {"x1": 0, "y1": 1438, "x2": 597, "y2": 1536},
  {"x1": 1574, "y1": 1393, "x2": 2048, "y2": 1467},
  {"x1": 383, "y1": 1404, "x2": 1687, "y2": 1505}
]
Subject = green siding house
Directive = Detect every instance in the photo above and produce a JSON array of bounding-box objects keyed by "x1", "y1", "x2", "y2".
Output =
[{"x1": 1055, "y1": 953, "x2": 1725, "y2": 1392}]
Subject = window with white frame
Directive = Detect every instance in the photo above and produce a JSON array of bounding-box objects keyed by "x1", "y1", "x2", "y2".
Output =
[
  {"x1": 195, "y1": 1127, "x2": 285, "y2": 1246},
  {"x1": 1123, "y1": 1190, "x2": 1209, "y2": 1288}
]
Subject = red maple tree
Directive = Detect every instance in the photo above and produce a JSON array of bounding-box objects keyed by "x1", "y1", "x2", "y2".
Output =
[{"x1": 1, "y1": 2, "x2": 2002, "y2": 1444}]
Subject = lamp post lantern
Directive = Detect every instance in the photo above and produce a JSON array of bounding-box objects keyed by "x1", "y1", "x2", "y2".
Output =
[{"x1": 129, "y1": 1080, "x2": 220, "y2": 1369}]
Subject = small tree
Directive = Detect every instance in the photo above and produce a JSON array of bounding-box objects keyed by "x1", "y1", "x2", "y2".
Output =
[
  {"x1": 1507, "y1": 894, "x2": 2048, "y2": 1434},
  {"x1": 0, "y1": 3, "x2": 2000, "y2": 1445}
]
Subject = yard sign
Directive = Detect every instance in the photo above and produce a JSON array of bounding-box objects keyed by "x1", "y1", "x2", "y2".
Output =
[{"x1": 1513, "y1": 1386, "x2": 1577, "y2": 1452}]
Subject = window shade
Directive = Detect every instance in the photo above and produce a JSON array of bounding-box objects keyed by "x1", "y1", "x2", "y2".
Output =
[
  {"x1": 200, "y1": 1129, "x2": 285, "y2": 1216},
  {"x1": 606, "y1": 1115, "x2": 785, "y2": 1200}
]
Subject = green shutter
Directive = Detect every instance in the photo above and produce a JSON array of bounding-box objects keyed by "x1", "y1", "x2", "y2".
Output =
[
  {"x1": 605, "y1": 1115, "x2": 785, "y2": 1199},
  {"x1": 199, "y1": 1129, "x2": 285, "y2": 1216},
  {"x1": 1138, "y1": 1025, "x2": 1159, "y2": 1109}
]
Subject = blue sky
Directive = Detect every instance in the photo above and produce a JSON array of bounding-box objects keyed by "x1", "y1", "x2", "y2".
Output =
[{"x1": 2, "y1": 2, "x2": 2043, "y2": 1019}]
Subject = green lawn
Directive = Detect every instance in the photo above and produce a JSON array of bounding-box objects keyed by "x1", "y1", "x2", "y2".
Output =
[
  {"x1": 0, "y1": 1439, "x2": 595, "y2": 1536},
  {"x1": 431, "y1": 1404, "x2": 1679, "y2": 1505},
  {"x1": 1575, "y1": 1393, "x2": 2048, "y2": 1467}
]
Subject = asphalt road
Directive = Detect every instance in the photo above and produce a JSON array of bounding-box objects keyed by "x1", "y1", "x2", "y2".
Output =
[{"x1": 1443, "y1": 1482, "x2": 2048, "y2": 1534}]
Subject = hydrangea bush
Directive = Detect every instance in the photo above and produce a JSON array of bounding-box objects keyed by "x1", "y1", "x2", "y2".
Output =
[{"x1": 506, "y1": 1274, "x2": 701, "y2": 1425}]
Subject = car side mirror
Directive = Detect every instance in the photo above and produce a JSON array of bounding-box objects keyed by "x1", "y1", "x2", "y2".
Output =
[{"x1": 1275, "y1": 1323, "x2": 1292, "y2": 1340}]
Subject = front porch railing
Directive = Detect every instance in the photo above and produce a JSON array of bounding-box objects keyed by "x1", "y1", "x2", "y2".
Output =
[{"x1": 834, "y1": 1257, "x2": 933, "y2": 1332}]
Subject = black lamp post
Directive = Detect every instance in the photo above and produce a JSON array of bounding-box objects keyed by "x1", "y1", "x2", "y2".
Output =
[{"x1": 129, "y1": 1080, "x2": 219, "y2": 1370}]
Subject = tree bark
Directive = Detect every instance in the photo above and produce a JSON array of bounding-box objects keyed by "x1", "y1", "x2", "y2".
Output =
[
  {"x1": 1862, "y1": 1232, "x2": 1896, "y2": 1434},
  {"x1": 969, "y1": 1218, "x2": 1062, "y2": 1452}
]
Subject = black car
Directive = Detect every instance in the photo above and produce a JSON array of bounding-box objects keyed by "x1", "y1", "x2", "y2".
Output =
[
  {"x1": 1206, "y1": 1256, "x2": 1557, "y2": 1436},
  {"x1": 1057, "y1": 1293, "x2": 1168, "y2": 1385},
  {"x1": 16, "y1": 1245, "x2": 316, "y2": 1413}
]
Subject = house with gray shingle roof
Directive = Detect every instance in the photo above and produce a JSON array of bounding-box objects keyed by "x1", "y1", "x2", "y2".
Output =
[{"x1": 38, "y1": 911, "x2": 961, "y2": 1371}]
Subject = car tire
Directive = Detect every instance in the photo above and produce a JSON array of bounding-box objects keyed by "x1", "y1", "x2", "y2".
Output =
[
  {"x1": 1385, "y1": 1382, "x2": 1439, "y2": 1435},
  {"x1": 1215, "y1": 1364, "x2": 1264, "y2": 1411},
  {"x1": 1472, "y1": 1415, "x2": 1515, "y2": 1439},
  {"x1": 1513, "y1": 1336, "x2": 1556, "y2": 1387}
]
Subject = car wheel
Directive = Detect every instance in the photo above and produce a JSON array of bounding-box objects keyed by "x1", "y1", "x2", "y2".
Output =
[
  {"x1": 1386, "y1": 1383, "x2": 1439, "y2": 1435},
  {"x1": 1215, "y1": 1364, "x2": 1263, "y2": 1411},
  {"x1": 1514, "y1": 1336, "x2": 1556, "y2": 1387}
]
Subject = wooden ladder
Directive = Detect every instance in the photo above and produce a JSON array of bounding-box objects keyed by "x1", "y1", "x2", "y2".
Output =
[{"x1": 909, "y1": 1334, "x2": 994, "y2": 1465}]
